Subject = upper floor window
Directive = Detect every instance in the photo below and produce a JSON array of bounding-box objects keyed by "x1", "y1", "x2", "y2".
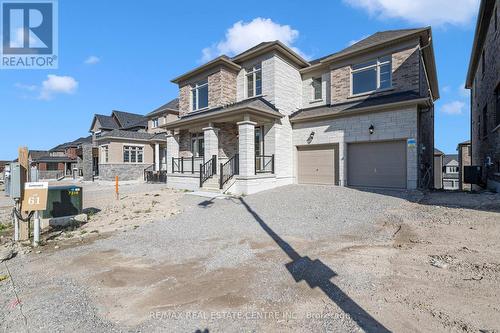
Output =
[
  {"x1": 192, "y1": 80, "x2": 208, "y2": 111},
  {"x1": 351, "y1": 55, "x2": 392, "y2": 95},
  {"x1": 312, "y1": 77, "x2": 322, "y2": 101},
  {"x1": 246, "y1": 64, "x2": 262, "y2": 98},
  {"x1": 446, "y1": 166, "x2": 459, "y2": 174},
  {"x1": 123, "y1": 145, "x2": 143, "y2": 163},
  {"x1": 152, "y1": 118, "x2": 159, "y2": 128}
]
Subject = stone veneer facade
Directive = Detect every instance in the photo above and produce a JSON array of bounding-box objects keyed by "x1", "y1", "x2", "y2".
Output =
[{"x1": 178, "y1": 66, "x2": 238, "y2": 117}]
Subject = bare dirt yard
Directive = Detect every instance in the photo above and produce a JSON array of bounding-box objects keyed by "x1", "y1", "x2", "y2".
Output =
[{"x1": 0, "y1": 183, "x2": 499, "y2": 332}]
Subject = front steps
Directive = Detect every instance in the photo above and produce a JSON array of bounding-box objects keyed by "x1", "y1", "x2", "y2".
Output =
[{"x1": 201, "y1": 177, "x2": 222, "y2": 193}]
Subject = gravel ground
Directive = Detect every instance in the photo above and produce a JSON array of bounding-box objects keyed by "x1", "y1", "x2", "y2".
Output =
[{"x1": 0, "y1": 184, "x2": 499, "y2": 332}]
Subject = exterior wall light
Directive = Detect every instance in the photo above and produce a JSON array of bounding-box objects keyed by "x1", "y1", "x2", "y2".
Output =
[
  {"x1": 369, "y1": 125, "x2": 374, "y2": 135},
  {"x1": 307, "y1": 131, "x2": 315, "y2": 144}
]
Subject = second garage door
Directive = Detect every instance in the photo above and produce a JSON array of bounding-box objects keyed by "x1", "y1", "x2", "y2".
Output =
[
  {"x1": 297, "y1": 145, "x2": 336, "y2": 185},
  {"x1": 348, "y1": 141, "x2": 407, "y2": 189}
]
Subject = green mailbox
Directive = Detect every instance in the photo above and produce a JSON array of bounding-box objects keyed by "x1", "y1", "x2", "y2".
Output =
[{"x1": 41, "y1": 186, "x2": 83, "y2": 218}]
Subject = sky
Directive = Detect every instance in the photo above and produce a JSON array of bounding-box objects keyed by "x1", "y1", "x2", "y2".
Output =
[{"x1": 0, "y1": 0, "x2": 480, "y2": 160}]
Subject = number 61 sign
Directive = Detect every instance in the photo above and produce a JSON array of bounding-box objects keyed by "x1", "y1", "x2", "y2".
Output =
[{"x1": 22, "y1": 182, "x2": 49, "y2": 212}]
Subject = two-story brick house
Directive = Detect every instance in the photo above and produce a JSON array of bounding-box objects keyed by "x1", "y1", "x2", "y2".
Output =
[
  {"x1": 162, "y1": 27, "x2": 439, "y2": 194},
  {"x1": 466, "y1": 0, "x2": 500, "y2": 192}
]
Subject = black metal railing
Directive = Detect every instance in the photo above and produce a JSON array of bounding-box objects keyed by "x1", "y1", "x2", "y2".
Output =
[
  {"x1": 255, "y1": 154, "x2": 274, "y2": 174},
  {"x1": 172, "y1": 156, "x2": 204, "y2": 174},
  {"x1": 220, "y1": 154, "x2": 239, "y2": 189},
  {"x1": 200, "y1": 155, "x2": 217, "y2": 187}
]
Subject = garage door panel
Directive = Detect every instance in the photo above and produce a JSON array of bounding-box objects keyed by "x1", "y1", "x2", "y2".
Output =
[
  {"x1": 348, "y1": 141, "x2": 406, "y2": 189},
  {"x1": 298, "y1": 146, "x2": 336, "y2": 185}
]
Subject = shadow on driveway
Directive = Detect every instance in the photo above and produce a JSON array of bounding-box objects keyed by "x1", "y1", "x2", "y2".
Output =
[{"x1": 233, "y1": 196, "x2": 390, "y2": 333}]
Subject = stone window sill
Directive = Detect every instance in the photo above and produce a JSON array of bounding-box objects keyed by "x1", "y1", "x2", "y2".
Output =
[
  {"x1": 348, "y1": 87, "x2": 394, "y2": 99},
  {"x1": 309, "y1": 99, "x2": 324, "y2": 104}
]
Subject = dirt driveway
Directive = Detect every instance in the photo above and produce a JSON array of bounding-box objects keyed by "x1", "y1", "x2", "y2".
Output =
[{"x1": 1, "y1": 184, "x2": 499, "y2": 332}]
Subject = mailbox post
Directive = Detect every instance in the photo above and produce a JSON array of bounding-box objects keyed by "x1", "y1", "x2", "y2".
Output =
[{"x1": 22, "y1": 182, "x2": 49, "y2": 246}]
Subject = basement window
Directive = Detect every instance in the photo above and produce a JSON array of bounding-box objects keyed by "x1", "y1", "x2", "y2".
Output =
[{"x1": 351, "y1": 55, "x2": 392, "y2": 95}]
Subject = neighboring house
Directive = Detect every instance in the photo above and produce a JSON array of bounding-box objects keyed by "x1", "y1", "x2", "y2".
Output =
[
  {"x1": 434, "y1": 148, "x2": 444, "y2": 189},
  {"x1": 457, "y1": 140, "x2": 472, "y2": 190},
  {"x1": 442, "y1": 154, "x2": 460, "y2": 190},
  {"x1": 92, "y1": 99, "x2": 179, "y2": 181},
  {"x1": 161, "y1": 27, "x2": 438, "y2": 194},
  {"x1": 465, "y1": 0, "x2": 500, "y2": 192}
]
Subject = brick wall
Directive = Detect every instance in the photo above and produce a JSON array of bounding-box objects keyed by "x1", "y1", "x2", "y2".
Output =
[
  {"x1": 217, "y1": 123, "x2": 238, "y2": 159},
  {"x1": 330, "y1": 45, "x2": 421, "y2": 104},
  {"x1": 178, "y1": 67, "x2": 237, "y2": 117},
  {"x1": 471, "y1": 0, "x2": 500, "y2": 190},
  {"x1": 459, "y1": 144, "x2": 472, "y2": 190},
  {"x1": 178, "y1": 130, "x2": 192, "y2": 158}
]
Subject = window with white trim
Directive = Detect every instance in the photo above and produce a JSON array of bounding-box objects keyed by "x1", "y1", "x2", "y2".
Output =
[
  {"x1": 191, "y1": 80, "x2": 208, "y2": 111},
  {"x1": 152, "y1": 118, "x2": 159, "y2": 128},
  {"x1": 351, "y1": 55, "x2": 392, "y2": 95},
  {"x1": 123, "y1": 146, "x2": 143, "y2": 163},
  {"x1": 246, "y1": 64, "x2": 262, "y2": 98},
  {"x1": 312, "y1": 77, "x2": 322, "y2": 100},
  {"x1": 101, "y1": 145, "x2": 109, "y2": 163}
]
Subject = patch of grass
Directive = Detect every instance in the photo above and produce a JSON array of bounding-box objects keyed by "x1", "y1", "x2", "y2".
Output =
[
  {"x1": 90, "y1": 230, "x2": 99, "y2": 234},
  {"x1": 143, "y1": 208, "x2": 152, "y2": 214},
  {"x1": 151, "y1": 200, "x2": 160, "y2": 207},
  {"x1": 80, "y1": 230, "x2": 87, "y2": 235}
]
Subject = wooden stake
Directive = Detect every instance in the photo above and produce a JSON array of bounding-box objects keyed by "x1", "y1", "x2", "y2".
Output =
[{"x1": 115, "y1": 176, "x2": 119, "y2": 200}]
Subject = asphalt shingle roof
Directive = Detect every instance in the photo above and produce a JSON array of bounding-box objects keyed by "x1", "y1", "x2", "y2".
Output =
[
  {"x1": 443, "y1": 154, "x2": 459, "y2": 166},
  {"x1": 290, "y1": 91, "x2": 424, "y2": 121},
  {"x1": 96, "y1": 129, "x2": 167, "y2": 142},
  {"x1": 95, "y1": 114, "x2": 119, "y2": 130},
  {"x1": 310, "y1": 28, "x2": 427, "y2": 65},
  {"x1": 145, "y1": 98, "x2": 179, "y2": 117},
  {"x1": 112, "y1": 111, "x2": 146, "y2": 128}
]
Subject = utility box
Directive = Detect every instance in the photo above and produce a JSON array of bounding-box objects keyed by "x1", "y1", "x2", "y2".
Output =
[
  {"x1": 9, "y1": 163, "x2": 23, "y2": 199},
  {"x1": 41, "y1": 186, "x2": 83, "y2": 218},
  {"x1": 464, "y1": 166, "x2": 482, "y2": 185}
]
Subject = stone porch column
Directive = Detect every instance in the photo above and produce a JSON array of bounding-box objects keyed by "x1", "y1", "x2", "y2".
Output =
[
  {"x1": 154, "y1": 143, "x2": 160, "y2": 171},
  {"x1": 237, "y1": 120, "x2": 257, "y2": 177},
  {"x1": 166, "y1": 133, "x2": 179, "y2": 173},
  {"x1": 203, "y1": 124, "x2": 219, "y2": 165}
]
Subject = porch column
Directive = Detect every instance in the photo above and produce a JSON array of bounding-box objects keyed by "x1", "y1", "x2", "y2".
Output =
[
  {"x1": 203, "y1": 124, "x2": 219, "y2": 162},
  {"x1": 237, "y1": 120, "x2": 257, "y2": 177},
  {"x1": 166, "y1": 133, "x2": 179, "y2": 173},
  {"x1": 154, "y1": 143, "x2": 160, "y2": 171}
]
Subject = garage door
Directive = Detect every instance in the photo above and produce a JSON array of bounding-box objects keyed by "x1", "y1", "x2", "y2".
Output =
[
  {"x1": 297, "y1": 145, "x2": 336, "y2": 185},
  {"x1": 348, "y1": 141, "x2": 407, "y2": 189}
]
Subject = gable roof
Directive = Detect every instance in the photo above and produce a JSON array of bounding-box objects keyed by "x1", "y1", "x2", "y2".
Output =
[
  {"x1": 50, "y1": 136, "x2": 92, "y2": 152},
  {"x1": 90, "y1": 114, "x2": 119, "y2": 132},
  {"x1": 231, "y1": 40, "x2": 310, "y2": 68},
  {"x1": 434, "y1": 148, "x2": 444, "y2": 155},
  {"x1": 145, "y1": 98, "x2": 180, "y2": 118},
  {"x1": 111, "y1": 110, "x2": 146, "y2": 128},
  {"x1": 171, "y1": 56, "x2": 241, "y2": 84},
  {"x1": 466, "y1": 0, "x2": 496, "y2": 88},
  {"x1": 443, "y1": 154, "x2": 459, "y2": 166}
]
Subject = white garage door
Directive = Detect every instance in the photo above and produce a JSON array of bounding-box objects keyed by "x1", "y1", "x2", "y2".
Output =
[
  {"x1": 297, "y1": 145, "x2": 336, "y2": 185},
  {"x1": 348, "y1": 141, "x2": 407, "y2": 189}
]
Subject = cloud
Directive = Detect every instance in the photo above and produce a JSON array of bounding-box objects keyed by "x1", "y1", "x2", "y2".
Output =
[
  {"x1": 458, "y1": 82, "x2": 469, "y2": 98},
  {"x1": 39, "y1": 75, "x2": 78, "y2": 100},
  {"x1": 441, "y1": 101, "x2": 465, "y2": 115},
  {"x1": 201, "y1": 18, "x2": 307, "y2": 62},
  {"x1": 343, "y1": 0, "x2": 480, "y2": 26},
  {"x1": 348, "y1": 34, "x2": 369, "y2": 46},
  {"x1": 84, "y1": 56, "x2": 100, "y2": 65},
  {"x1": 441, "y1": 85, "x2": 451, "y2": 94},
  {"x1": 14, "y1": 83, "x2": 37, "y2": 91}
]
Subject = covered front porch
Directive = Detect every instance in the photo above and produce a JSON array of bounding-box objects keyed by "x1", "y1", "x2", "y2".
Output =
[{"x1": 163, "y1": 99, "x2": 282, "y2": 194}]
